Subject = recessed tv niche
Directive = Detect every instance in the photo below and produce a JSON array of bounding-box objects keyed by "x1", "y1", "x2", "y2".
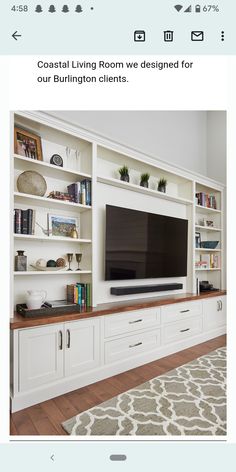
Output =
[{"x1": 105, "y1": 205, "x2": 188, "y2": 281}]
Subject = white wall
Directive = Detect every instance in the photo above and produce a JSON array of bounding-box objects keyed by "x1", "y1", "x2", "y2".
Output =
[
  {"x1": 47, "y1": 111, "x2": 208, "y2": 176},
  {"x1": 207, "y1": 111, "x2": 227, "y2": 184}
]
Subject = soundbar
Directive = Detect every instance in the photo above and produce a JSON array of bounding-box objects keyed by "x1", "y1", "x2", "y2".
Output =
[{"x1": 110, "y1": 283, "x2": 183, "y2": 296}]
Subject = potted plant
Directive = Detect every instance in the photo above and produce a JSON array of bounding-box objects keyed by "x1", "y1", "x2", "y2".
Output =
[
  {"x1": 119, "y1": 165, "x2": 129, "y2": 182},
  {"x1": 140, "y1": 173, "x2": 150, "y2": 188},
  {"x1": 158, "y1": 178, "x2": 167, "y2": 193}
]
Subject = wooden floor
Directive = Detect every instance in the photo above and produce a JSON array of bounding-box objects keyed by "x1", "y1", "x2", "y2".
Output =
[{"x1": 10, "y1": 335, "x2": 226, "y2": 436}]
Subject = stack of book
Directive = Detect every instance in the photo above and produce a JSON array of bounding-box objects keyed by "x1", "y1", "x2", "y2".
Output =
[
  {"x1": 67, "y1": 179, "x2": 92, "y2": 206},
  {"x1": 14, "y1": 208, "x2": 36, "y2": 235},
  {"x1": 67, "y1": 283, "x2": 92, "y2": 310},
  {"x1": 195, "y1": 192, "x2": 217, "y2": 209}
]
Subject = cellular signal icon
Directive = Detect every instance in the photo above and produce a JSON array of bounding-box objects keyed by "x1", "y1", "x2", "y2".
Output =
[
  {"x1": 174, "y1": 4, "x2": 183, "y2": 12},
  {"x1": 184, "y1": 5, "x2": 192, "y2": 12}
]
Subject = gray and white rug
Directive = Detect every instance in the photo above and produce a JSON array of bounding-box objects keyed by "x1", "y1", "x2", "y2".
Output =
[{"x1": 62, "y1": 347, "x2": 226, "y2": 436}]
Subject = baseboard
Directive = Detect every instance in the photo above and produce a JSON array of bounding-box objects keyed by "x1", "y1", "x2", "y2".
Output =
[{"x1": 11, "y1": 326, "x2": 226, "y2": 412}]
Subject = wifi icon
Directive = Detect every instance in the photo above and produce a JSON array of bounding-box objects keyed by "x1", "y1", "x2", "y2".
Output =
[{"x1": 174, "y1": 4, "x2": 183, "y2": 12}]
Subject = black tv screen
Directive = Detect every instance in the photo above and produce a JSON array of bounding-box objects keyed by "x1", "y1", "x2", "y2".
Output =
[{"x1": 105, "y1": 205, "x2": 188, "y2": 281}]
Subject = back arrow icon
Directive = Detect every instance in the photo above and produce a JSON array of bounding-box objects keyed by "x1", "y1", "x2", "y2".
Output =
[
  {"x1": 12, "y1": 31, "x2": 22, "y2": 40},
  {"x1": 50, "y1": 455, "x2": 55, "y2": 462}
]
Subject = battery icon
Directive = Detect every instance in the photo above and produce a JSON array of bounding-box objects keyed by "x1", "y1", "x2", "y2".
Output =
[{"x1": 195, "y1": 4, "x2": 201, "y2": 12}]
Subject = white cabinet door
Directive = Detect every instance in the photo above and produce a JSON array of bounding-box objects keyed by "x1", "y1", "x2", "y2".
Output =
[
  {"x1": 19, "y1": 324, "x2": 64, "y2": 392},
  {"x1": 203, "y1": 296, "x2": 226, "y2": 331},
  {"x1": 65, "y1": 318, "x2": 100, "y2": 378}
]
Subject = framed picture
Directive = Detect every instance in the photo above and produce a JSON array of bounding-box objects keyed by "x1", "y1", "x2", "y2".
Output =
[
  {"x1": 195, "y1": 231, "x2": 201, "y2": 249},
  {"x1": 48, "y1": 214, "x2": 78, "y2": 238},
  {"x1": 14, "y1": 127, "x2": 43, "y2": 161}
]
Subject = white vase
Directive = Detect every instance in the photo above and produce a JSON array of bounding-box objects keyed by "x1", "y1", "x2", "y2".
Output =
[{"x1": 26, "y1": 290, "x2": 47, "y2": 310}]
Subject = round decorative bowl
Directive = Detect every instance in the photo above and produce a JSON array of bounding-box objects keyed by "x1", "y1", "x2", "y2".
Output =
[{"x1": 17, "y1": 171, "x2": 47, "y2": 197}]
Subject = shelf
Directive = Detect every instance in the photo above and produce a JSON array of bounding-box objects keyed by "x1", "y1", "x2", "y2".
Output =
[
  {"x1": 14, "y1": 234, "x2": 92, "y2": 244},
  {"x1": 195, "y1": 268, "x2": 221, "y2": 271},
  {"x1": 14, "y1": 154, "x2": 92, "y2": 181},
  {"x1": 195, "y1": 248, "x2": 221, "y2": 252},
  {"x1": 195, "y1": 225, "x2": 222, "y2": 232},
  {"x1": 195, "y1": 205, "x2": 221, "y2": 214},
  {"x1": 14, "y1": 270, "x2": 92, "y2": 276},
  {"x1": 14, "y1": 192, "x2": 92, "y2": 212},
  {"x1": 97, "y1": 176, "x2": 193, "y2": 205}
]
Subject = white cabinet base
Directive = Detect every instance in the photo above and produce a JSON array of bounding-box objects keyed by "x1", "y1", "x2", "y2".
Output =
[{"x1": 11, "y1": 323, "x2": 226, "y2": 413}]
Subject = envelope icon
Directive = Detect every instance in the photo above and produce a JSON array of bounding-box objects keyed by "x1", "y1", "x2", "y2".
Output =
[{"x1": 191, "y1": 31, "x2": 204, "y2": 41}]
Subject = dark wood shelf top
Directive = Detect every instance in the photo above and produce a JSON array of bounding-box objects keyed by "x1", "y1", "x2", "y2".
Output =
[{"x1": 10, "y1": 290, "x2": 226, "y2": 330}]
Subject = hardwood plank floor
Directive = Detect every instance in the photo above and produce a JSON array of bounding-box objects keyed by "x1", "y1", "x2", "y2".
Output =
[{"x1": 10, "y1": 335, "x2": 226, "y2": 436}]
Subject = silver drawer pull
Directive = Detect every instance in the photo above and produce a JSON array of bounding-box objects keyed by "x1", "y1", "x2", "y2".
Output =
[
  {"x1": 180, "y1": 328, "x2": 190, "y2": 333},
  {"x1": 58, "y1": 330, "x2": 63, "y2": 350},
  {"x1": 129, "y1": 319, "x2": 143, "y2": 324},
  {"x1": 129, "y1": 342, "x2": 143, "y2": 348},
  {"x1": 180, "y1": 309, "x2": 190, "y2": 313}
]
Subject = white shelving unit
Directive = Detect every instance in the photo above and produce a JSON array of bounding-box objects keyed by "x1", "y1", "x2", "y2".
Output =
[
  {"x1": 194, "y1": 181, "x2": 223, "y2": 291},
  {"x1": 11, "y1": 111, "x2": 226, "y2": 311},
  {"x1": 13, "y1": 112, "x2": 94, "y2": 308}
]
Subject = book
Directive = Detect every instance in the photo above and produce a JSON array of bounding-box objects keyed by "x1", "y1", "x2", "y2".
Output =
[
  {"x1": 21, "y1": 210, "x2": 28, "y2": 234},
  {"x1": 27, "y1": 209, "x2": 33, "y2": 235},
  {"x1": 14, "y1": 209, "x2": 21, "y2": 234}
]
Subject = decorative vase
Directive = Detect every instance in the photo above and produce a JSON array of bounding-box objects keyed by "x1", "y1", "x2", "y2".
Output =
[
  {"x1": 17, "y1": 170, "x2": 47, "y2": 196},
  {"x1": 140, "y1": 180, "x2": 149, "y2": 188},
  {"x1": 120, "y1": 174, "x2": 129, "y2": 182},
  {"x1": 26, "y1": 290, "x2": 47, "y2": 310},
  {"x1": 15, "y1": 250, "x2": 27, "y2": 271}
]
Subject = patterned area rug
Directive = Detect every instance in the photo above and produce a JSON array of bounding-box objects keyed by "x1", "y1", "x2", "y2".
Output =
[{"x1": 62, "y1": 347, "x2": 226, "y2": 436}]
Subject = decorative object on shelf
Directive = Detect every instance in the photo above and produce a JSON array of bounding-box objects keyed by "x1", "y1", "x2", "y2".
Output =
[
  {"x1": 36, "y1": 221, "x2": 52, "y2": 236},
  {"x1": 67, "y1": 253, "x2": 73, "y2": 271},
  {"x1": 48, "y1": 214, "x2": 78, "y2": 238},
  {"x1": 118, "y1": 165, "x2": 129, "y2": 182},
  {"x1": 47, "y1": 191, "x2": 74, "y2": 202},
  {"x1": 199, "y1": 281, "x2": 219, "y2": 292},
  {"x1": 46, "y1": 259, "x2": 57, "y2": 267},
  {"x1": 35, "y1": 258, "x2": 47, "y2": 268},
  {"x1": 70, "y1": 227, "x2": 79, "y2": 239},
  {"x1": 16, "y1": 301, "x2": 80, "y2": 318},
  {"x1": 158, "y1": 178, "x2": 167, "y2": 193},
  {"x1": 195, "y1": 231, "x2": 201, "y2": 248},
  {"x1": 56, "y1": 257, "x2": 66, "y2": 268},
  {"x1": 200, "y1": 241, "x2": 219, "y2": 249},
  {"x1": 26, "y1": 290, "x2": 47, "y2": 310},
  {"x1": 15, "y1": 250, "x2": 27, "y2": 271},
  {"x1": 50, "y1": 154, "x2": 63, "y2": 167},
  {"x1": 75, "y1": 253, "x2": 82, "y2": 270},
  {"x1": 17, "y1": 170, "x2": 47, "y2": 196},
  {"x1": 30, "y1": 264, "x2": 66, "y2": 272},
  {"x1": 205, "y1": 219, "x2": 214, "y2": 227},
  {"x1": 140, "y1": 173, "x2": 150, "y2": 188},
  {"x1": 14, "y1": 127, "x2": 43, "y2": 161}
]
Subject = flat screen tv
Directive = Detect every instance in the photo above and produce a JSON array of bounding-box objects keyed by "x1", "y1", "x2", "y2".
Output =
[{"x1": 105, "y1": 205, "x2": 188, "y2": 281}]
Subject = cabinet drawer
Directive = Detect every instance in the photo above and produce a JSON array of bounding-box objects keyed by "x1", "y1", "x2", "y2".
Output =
[
  {"x1": 104, "y1": 308, "x2": 160, "y2": 338},
  {"x1": 161, "y1": 301, "x2": 202, "y2": 324},
  {"x1": 105, "y1": 329, "x2": 161, "y2": 364},
  {"x1": 162, "y1": 317, "x2": 203, "y2": 345}
]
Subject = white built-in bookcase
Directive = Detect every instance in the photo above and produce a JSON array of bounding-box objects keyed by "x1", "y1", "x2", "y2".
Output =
[{"x1": 11, "y1": 111, "x2": 226, "y2": 312}]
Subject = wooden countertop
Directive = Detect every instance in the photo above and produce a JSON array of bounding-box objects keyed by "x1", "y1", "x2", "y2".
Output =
[{"x1": 10, "y1": 290, "x2": 227, "y2": 330}]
